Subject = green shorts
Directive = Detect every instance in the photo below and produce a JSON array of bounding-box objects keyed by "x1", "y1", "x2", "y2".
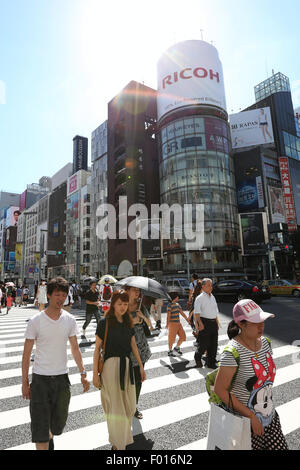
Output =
[{"x1": 30, "y1": 373, "x2": 71, "y2": 443}]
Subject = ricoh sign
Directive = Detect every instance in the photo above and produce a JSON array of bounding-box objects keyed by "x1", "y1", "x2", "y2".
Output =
[{"x1": 157, "y1": 40, "x2": 227, "y2": 121}]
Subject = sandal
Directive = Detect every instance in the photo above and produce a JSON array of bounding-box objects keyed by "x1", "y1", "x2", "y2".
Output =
[{"x1": 134, "y1": 409, "x2": 143, "y2": 419}]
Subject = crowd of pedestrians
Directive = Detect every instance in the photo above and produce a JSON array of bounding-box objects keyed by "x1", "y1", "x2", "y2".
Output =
[
  {"x1": 3, "y1": 270, "x2": 284, "y2": 451},
  {"x1": 0, "y1": 281, "x2": 31, "y2": 313}
]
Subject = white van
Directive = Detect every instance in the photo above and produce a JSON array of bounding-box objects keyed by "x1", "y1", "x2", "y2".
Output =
[{"x1": 163, "y1": 278, "x2": 190, "y2": 298}]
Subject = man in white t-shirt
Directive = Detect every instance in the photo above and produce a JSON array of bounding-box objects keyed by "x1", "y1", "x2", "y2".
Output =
[{"x1": 22, "y1": 277, "x2": 90, "y2": 450}]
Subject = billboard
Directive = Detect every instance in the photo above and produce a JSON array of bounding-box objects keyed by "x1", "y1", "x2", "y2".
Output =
[
  {"x1": 68, "y1": 174, "x2": 78, "y2": 195},
  {"x1": 6, "y1": 206, "x2": 20, "y2": 227},
  {"x1": 233, "y1": 148, "x2": 265, "y2": 212},
  {"x1": 289, "y1": 158, "x2": 300, "y2": 226},
  {"x1": 157, "y1": 40, "x2": 227, "y2": 121},
  {"x1": 230, "y1": 107, "x2": 274, "y2": 149},
  {"x1": 268, "y1": 186, "x2": 286, "y2": 224},
  {"x1": 19, "y1": 190, "x2": 27, "y2": 211},
  {"x1": 73, "y1": 135, "x2": 88, "y2": 173},
  {"x1": 237, "y1": 177, "x2": 264, "y2": 212},
  {"x1": 279, "y1": 157, "x2": 297, "y2": 231},
  {"x1": 139, "y1": 219, "x2": 162, "y2": 259},
  {"x1": 239, "y1": 212, "x2": 268, "y2": 255}
]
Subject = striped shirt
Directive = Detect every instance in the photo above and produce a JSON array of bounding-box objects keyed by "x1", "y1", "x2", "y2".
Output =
[
  {"x1": 167, "y1": 302, "x2": 181, "y2": 323},
  {"x1": 220, "y1": 336, "x2": 276, "y2": 428}
]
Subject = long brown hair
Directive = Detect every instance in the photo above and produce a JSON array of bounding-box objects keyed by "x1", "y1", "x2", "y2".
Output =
[{"x1": 104, "y1": 290, "x2": 133, "y2": 328}]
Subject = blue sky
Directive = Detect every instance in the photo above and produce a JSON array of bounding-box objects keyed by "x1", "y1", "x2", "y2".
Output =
[{"x1": 1, "y1": 0, "x2": 300, "y2": 194}]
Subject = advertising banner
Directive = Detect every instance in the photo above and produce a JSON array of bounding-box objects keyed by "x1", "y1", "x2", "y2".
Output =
[
  {"x1": 288, "y1": 158, "x2": 300, "y2": 226},
  {"x1": 239, "y1": 212, "x2": 268, "y2": 255},
  {"x1": 140, "y1": 219, "x2": 162, "y2": 259},
  {"x1": 19, "y1": 190, "x2": 27, "y2": 212},
  {"x1": 5, "y1": 206, "x2": 20, "y2": 228},
  {"x1": 230, "y1": 107, "x2": 274, "y2": 149},
  {"x1": 157, "y1": 40, "x2": 227, "y2": 121},
  {"x1": 279, "y1": 157, "x2": 297, "y2": 231},
  {"x1": 15, "y1": 243, "x2": 23, "y2": 261},
  {"x1": 205, "y1": 117, "x2": 229, "y2": 153},
  {"x1": 68, "y1": 174, "x2": 78, "y2": 196},
  {"x1": 268, "y1": 186, "x2": 286, "y2": 223},
  {"x1": 236, "y1": 176, "x2": 264, "y2": 212}
]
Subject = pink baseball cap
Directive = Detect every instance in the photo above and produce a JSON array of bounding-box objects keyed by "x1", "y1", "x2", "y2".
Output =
[{"x1": 233, "y1": 299, "x2": 275, "y2": 324}]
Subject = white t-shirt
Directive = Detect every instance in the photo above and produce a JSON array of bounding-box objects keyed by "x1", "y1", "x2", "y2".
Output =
[
  {"x1": 25, "y1": 310, "x2": 78, "y2": 375},
  {"x1": 193, "y1": 292, "x2": 219, "y2": 319}
]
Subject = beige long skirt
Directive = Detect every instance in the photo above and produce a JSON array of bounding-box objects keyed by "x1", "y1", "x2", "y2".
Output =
[{"x1": 101, "y1": 357, "x2": 136, "y2": 450}]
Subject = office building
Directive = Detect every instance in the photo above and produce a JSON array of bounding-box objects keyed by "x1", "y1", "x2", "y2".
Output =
[{"x1": 157, "y1": 40, "x2": 241, "y2": 278}]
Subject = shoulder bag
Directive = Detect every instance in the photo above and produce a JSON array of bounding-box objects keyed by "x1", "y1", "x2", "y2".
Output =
[{"x1": 98, "y1": 319, "x2": 109, "y2": 375}]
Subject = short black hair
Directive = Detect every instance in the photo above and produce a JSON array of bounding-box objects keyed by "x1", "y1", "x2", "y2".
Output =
[
  {"x1": 169, "y1": 292, "x2": 179, "y2": 301},
  {"x1": 47, "y1": 277, "x2": 69, "y2": 296}
]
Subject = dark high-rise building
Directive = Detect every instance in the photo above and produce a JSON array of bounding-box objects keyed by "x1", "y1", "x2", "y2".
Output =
[
  {"x1": 231, "y1": 71, "x2": 300, "y2": 280},
  {"x1": 73, "y1": 135, "x2": 88, "y2": 174},
  {"x1": 107, "y1": 81, "x2": 160, "y2": 277},
  {"x1": 47, "y1": 181, "x2": 67, "y2": 278}
]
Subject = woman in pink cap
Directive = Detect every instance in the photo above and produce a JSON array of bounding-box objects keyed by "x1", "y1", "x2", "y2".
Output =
[{"x1": 214, "y1": 299, "x2": 288, "y2": 450}]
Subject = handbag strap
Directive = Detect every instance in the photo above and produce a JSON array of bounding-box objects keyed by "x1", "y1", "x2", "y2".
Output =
[{"x1": 101, "y1": 319, "x2": 109, "y2": 355}]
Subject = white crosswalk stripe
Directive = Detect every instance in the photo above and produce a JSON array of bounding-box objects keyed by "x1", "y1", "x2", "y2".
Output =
[{"x1": 0, "y1": 307, "x2": 300, "y2": 450}]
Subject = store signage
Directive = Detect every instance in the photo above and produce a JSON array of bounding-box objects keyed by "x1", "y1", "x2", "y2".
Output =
[
  {"x1": 279, "y1": 157, "x2": 297, "y2": 231},
  {"x1": 162, "y1": 67, "x2": 220, "y2": 89},
  {"x1": 157, "y1": 40, "x2": 227, "y2": 120},
  {"x1": 68, "y1": 174, "x2": 78, "y2": 195}
]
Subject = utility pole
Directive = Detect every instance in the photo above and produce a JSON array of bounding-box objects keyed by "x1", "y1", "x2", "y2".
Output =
[{"x1": 39, "y1": 229, "x2": 48, "y2": 282}]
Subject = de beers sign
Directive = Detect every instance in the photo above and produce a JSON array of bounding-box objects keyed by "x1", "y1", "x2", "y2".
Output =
[{"x1": 157, "y1": 40, "x2": 227, "y2": 121}]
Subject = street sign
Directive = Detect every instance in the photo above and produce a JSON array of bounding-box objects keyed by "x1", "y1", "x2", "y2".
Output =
[{"x1": 45, "y1": 250, "x2": 57, "y2": 256}]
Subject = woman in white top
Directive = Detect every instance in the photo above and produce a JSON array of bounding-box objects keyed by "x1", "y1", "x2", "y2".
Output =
[
  {"x1": 35, "y1": 281, "x2": 48, "y2": 311},
  {"x1": 214, "y1": 299, "x2": 288, "y2": 450},
  {"x1": 258, "y1": 108, "x2": 273, "y2": 142},
  {"x1": 63, "y1": 285, "x2": 74, "y2": 313}
]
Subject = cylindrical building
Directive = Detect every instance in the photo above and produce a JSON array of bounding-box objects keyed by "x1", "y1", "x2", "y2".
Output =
[{"x1": 157, "y1": 40, "x2": 241, "y2": 277}]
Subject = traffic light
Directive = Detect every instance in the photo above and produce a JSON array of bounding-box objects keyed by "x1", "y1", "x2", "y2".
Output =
[{"x1": 57, "y1": 250, "x2": 63, "y2": 255}]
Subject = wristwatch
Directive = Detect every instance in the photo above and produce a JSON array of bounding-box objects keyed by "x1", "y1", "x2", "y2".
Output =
[{"x1": 80, "y1": 370, "x2": 87, "y2": 376}]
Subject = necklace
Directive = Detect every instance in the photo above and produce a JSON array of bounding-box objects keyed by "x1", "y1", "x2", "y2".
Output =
[{"x1": 239, "y1": 336, "x2": 260, "y2": 359}]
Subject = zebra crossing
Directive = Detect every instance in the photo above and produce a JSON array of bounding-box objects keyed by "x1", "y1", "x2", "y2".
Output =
[{"x1": 0, "y1": 307, "x2": 300, "y2": 450}]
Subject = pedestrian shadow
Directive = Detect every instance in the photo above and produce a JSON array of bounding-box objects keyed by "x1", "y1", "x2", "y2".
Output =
[
  {"x1": 127, "y1": 420, "x2": 154, "y2": 450},
  {"x1": 79, "y1": 340, "x2": 95, "y2": 348},
  {"x1": 160, "y1": 357, "x2": 194, "y2": 377},
  {"x1": 159, "y1": 357, "x2": 209, "y2": 379}
]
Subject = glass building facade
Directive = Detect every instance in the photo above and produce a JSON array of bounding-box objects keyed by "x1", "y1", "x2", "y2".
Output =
[
  {"x1": 255, "y1": 72, "x2": 290, "y2": 102},
  {"x1": 158, "y1": 108, "x2": 241, "y2": 275}
]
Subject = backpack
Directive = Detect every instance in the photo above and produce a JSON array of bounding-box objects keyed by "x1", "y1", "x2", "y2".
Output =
[
  {"x1": 205, "y1": 337, "x2": 272, "y2": 406},
  {"x1": 205, "y1": 345, "x2": 240, "y2": 406},
  {"x1": 102, "y1": 285, "x2": 112, "y2": 300}
]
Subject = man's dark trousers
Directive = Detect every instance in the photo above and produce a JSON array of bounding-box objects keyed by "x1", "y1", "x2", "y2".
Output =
[{"x1": 194, "y1": 318, "x2": 218, "y2": 367}]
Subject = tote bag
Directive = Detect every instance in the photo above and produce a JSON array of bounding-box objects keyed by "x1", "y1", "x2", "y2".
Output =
[{"x1": 207, "y1": 404, "x2": 252, "y2": 450}]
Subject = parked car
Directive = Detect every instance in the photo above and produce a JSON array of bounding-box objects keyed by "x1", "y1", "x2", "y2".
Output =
[
  {"x1": 163, "y1": 278, "x2": 190, "y2": 298},
  {"x1": 213, "y1": 280, "x2": 271, "y2": 303},
  {"x1": 263, "y1": 279, "x2": 300, "y2": 297}
]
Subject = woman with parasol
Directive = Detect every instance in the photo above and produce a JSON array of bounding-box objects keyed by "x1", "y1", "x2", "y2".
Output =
[{"x1": 117, "y1": 276, "x2": 169, "y2": 420}]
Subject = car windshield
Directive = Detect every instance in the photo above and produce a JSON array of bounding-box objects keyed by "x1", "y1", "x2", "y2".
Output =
[
  {"x1": 281, "y1": 280, "x2": 293, "y2": 286},
  {"x1": 178, "y1": 279, "x2": 189, "y2": 288}
]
